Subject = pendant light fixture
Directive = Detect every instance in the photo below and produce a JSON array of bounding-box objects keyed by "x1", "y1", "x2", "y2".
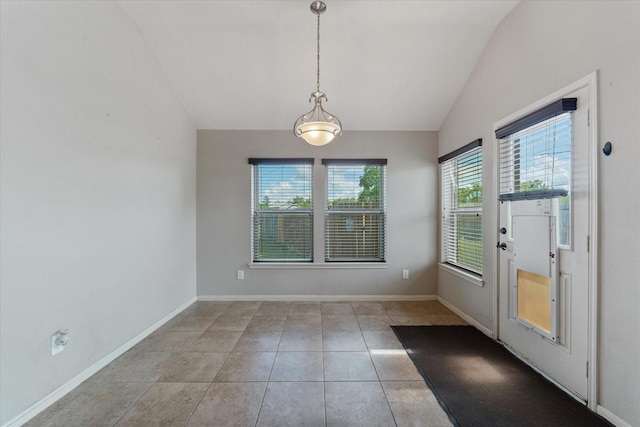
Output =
[{"x1": 294, "y1": 1, "x2": 342, "y2": 146}]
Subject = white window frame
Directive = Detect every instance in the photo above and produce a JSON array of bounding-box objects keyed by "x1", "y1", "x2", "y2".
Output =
[
  {"x1": 323, "y1": 159, "x2": 387, "y2": 263},
  {"x1": 439, "y1": 140, "x2": 483, "y2": 277},
  {"x1": 249, "y1": 158, "x2": 314, "y2": 263}
]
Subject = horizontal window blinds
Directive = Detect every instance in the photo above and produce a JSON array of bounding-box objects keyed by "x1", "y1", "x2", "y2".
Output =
[
  {"x1": 322, "y1": 159, "x2": 387, "y2": 166},
  {"x1": 438, "y1": 139, "x2": 482, "y2": 164},
  {"x1": 495, "y1": 98, "x2": 576, "y2": 139},
  {"x1": 498, "y1": 112, "x2": 572, "y2": 246},
  {"x1": 325, "y1": 162, "x2": 386, "y2": 262},
  {"x1": 498, "y1": 113, "x2": 572, "y2": 197},
  {"x1": 251, "y1": 161, "x2": 313, "y2": 262},
  {"x1": 249, "y1": 158, "x2": 314, "y2": 165},
  {"x1": 441, "y1": 142, "x2": 483, "y2": 274}
]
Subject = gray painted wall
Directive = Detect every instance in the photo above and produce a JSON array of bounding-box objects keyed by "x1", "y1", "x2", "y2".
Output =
[
  {"x1": 197, "y1": 130, "x2": 439, "y2": 298},
  {"x1": 0, "y1": 2, "x2": 197, "y2": 424},
  {"x1": 438, "y1": 1, "x2": 640, "y2": 425}
]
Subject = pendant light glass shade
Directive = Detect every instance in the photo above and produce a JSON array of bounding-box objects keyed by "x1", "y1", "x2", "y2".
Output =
[
  {"x1": 294, "y1": 2, "x2": 342, "y2": 146},
  {"x1": 294, "y1": 91, "x2": 342, "y2": 146}
]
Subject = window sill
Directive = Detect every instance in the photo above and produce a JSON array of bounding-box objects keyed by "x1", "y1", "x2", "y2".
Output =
[
  {"x1": 248, "y1": 262, "x2": 389, "y2": 269},
  {"x1": 438, "y1": 263, "x2": 484, "y2": 287}
]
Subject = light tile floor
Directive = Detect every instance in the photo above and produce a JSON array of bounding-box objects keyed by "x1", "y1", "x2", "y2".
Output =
[{"x1": 27, "y1": 300, "x2": 466, "y2": 426}]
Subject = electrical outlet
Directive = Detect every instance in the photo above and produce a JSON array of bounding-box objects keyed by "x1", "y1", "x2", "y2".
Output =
[
  {"x1": 51, "y1": 329, "x2": 69, "y2": 356},
  {"x1": 51, "y1": 335, "x2": 64, "y2": 355},
  {"x1": 402, "y1": 269, "x2": 409, "y2": 279},
  {"x1": 237, "y1": 270, "x2": 244, "y2": 280}
]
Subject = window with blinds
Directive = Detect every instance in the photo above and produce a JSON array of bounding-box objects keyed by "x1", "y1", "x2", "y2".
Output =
[
  {"x1": 497, "y1": 101, "x2": 574, "y2": 247},
  {"x1": 440, "y1": 140, "x2": 483, "y2": 274},
  {"x1": 498, "y1": 113, "x2": 572, "y2": 197},
  {"x1": 249, "y1": 159, "x2": 313, "y2": 262},
  {"x1": 323, "y1": 159, "x2": 387, "y2": 262}
]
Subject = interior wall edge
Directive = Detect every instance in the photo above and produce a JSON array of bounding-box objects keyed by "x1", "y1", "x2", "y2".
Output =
[{"x1": 437, "y1": 296, "x2": 492, "y2": 338}]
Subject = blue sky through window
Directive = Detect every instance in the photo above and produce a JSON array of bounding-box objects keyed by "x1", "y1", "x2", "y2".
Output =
[
  {"x1": 257, "y1": 164, "x2": 312, "y2": 206},
  {"x1": 514, "y1": 114, "x2": 571, "y2": 191},
  {"x1": 327, "y1": 165, "x2": 366, "y2": 201}
]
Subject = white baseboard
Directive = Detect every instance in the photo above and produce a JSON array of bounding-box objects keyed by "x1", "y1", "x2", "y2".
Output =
[
  {"x1": 437, "y1": 295, "x2": 493, "y2": 338},
  {"x1": 3, "y1": 297, "x2": 196, "y2": 427},
  {"x1": 597, "y1": 404, "x2": 631, "y2": 427},
  {"x1": 197, "y1": 294, "x2": 438, "y2": 302}
]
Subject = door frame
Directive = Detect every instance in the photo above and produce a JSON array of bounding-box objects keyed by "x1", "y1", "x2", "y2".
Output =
[{"x1": 491, "y1": 72, "x2": 599, "y2": 410}]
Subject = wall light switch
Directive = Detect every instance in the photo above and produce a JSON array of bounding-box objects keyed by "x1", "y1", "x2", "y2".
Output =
[
  {"x1": 402, "y1": 269, "x2": 409, "y2": 279},
  {"x1": 237, "y1": 270, "x2": 244, "y2": 280}
]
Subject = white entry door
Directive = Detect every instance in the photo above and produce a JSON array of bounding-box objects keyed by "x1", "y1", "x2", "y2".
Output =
[{"x1": 498, "y1": 85, "x2": 591, "y2": 401}]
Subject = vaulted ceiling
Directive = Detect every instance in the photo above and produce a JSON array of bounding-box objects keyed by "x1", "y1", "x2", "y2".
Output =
[{"x1": 117, "y1": 1, "x2": 519, "y2": 132}]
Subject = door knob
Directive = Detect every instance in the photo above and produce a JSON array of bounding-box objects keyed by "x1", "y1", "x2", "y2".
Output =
[{"x1": 497, "y1": 242, "x2": 507, "y2": 250}]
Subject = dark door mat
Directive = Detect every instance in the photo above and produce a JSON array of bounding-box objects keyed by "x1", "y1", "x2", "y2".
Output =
[{"x1": 391, "y1": 325, "x2": 612, "y2": 427}]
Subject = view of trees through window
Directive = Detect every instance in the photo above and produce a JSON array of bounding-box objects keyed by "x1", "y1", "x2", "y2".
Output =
[
  {"x1": 325, "y1": 164, "x2": 386, "y2": 262},
  {"x1": 441, "y1": 144, "x2": 483, "y2": 274},
  {"x1": 501, "y1": 113, "x2": 572, "y2": 246},
  {"x1": 252, "y1": 162, "x2": 313, "y2": 262},
  {"x1": 252, "y1": 162, "x2": 386, "y2": 262}
]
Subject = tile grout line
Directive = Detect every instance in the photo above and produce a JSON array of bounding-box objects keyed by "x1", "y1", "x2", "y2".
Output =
[
  {"x1": 167, "y1": 307, "x2": 231, "y2": 426},
  {"x1": 255, "y1": 301, "x2": 278, "y2": 426},
  {"x1": 322, "y1": 319, "x2": 327, "y2": 426},
  {"x1": 363, "y1": 331, "x2": 399, "y2": 426},
  {"x1": 182, "y1": 381, "x2": 214, "y2": 427},
  {"x1": 109, "y1": 382, "x2": 154, "y2": 427},
  {"x1": 26, "y1": 300, "x2": 463, "y2": 426}
]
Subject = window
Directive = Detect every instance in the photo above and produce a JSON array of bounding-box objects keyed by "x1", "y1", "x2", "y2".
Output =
[
  {"x1": 496, "y1": 98, "x2": 575, "y2": 247},
  {"x1": 323, "y1": 159, "x2": 387, "y2": 262},
  {"x1": 249, "y1": 158, "x2": 313, "y2": 262},
  {"x1": 440, "y1": 140, "x2": 483, "y2": 274}
]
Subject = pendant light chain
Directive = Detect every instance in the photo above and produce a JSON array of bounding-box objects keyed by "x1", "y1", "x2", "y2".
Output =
[
  {"x1": 293, "y1": 1, "x2": 342, "y2": 146},
  {"x1": 316, "y1": 12, "x2": 321, "y2": 93}
]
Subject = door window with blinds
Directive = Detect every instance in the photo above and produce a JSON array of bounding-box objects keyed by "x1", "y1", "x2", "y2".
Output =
[
  {"x1": 249, "y1": 158, "x2": 313, "y2": 262},
  {"x1": 496, "y1": 98, "x2": 575, "y2": 247},
  {"x1": 323, "y1": 159, "x2": 387, "y2": 262},
  {"x1": 439, "y1": 140, "x2": 483, "y2": 275}
]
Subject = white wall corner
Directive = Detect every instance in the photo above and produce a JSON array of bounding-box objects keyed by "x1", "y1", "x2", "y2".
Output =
[
  {"x1": 437, "y1": 296, "x2": 493, "y2": 338},
  {"x1": 2, "y1": 297, "x2": 196, "y2": 427}
]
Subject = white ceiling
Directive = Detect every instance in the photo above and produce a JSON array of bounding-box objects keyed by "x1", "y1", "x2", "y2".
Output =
[{"x1": 117, "y1": 1, "x2": 519, "y2": 132}]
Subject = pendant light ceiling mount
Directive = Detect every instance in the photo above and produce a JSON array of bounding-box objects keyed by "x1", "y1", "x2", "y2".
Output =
[
  {"x1": 310, "y1": 1, "x2": 326, "y2": 15},
  {"x1": 294, "y1": 1, "x2": 342, "y2": 146}
]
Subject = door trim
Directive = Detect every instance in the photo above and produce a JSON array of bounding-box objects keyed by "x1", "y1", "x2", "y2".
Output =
[{"x1": 492, "y1": 72, "x2": 599, "y2": 410}]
